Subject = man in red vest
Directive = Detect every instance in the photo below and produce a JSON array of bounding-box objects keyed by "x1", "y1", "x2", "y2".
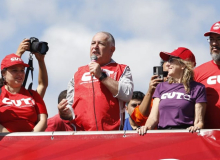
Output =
[{"x1": 58, "y1": 32, "x2": 134, "y2": 131}]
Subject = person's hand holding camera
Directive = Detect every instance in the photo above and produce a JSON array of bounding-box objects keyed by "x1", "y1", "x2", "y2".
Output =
[
  {"x1": 16, "y1": 39, "x2": 30, "y2": 57},
  {"x1": 16, "y1": 37, "x2": 49, "y2": 58}
]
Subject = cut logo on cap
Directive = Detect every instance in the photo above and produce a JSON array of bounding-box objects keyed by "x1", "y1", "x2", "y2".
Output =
[
  {"x1": 213, "y1": 23, "x2": 220, "y2": 30},
  {"x1": 10, "y1": 57, "x2": 22, "y2": 62}
]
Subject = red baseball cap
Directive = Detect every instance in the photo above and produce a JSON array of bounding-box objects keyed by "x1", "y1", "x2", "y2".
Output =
[
  {"x1": 1, "y1": 54, "x2": 29, "y2": 71},
  {"x1": 204, "y1": 21, "x2": 220, "y2": 36},
  {"x1": 160, "y1": 47, "x2": 196, "y2": 66}
]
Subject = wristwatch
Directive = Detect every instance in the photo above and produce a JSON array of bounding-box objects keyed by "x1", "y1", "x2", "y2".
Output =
[{"x1": 99, "y1": 72, "x2": 107, "y2": 81}]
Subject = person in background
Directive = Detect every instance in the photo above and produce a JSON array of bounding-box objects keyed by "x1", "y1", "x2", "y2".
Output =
[
  {"x1": 0, "y1": 53, "x2": 47, "y2": 132},
  {"x1": 58, "y1": 32, "x2": 133, "y2": 131},
  {"x1": 124, "y1": 91, "x2": 145, "y2": 130},
  {"x1": 194, "y1": 21, "x2": 220, "y2": 129},
  {"x1": 46, "y1": 90, "x2": 74, "y2": 131},
  {"x1": 138, "y1": 47, "x2": 207, "y2": 135},
  {"x1": 129, "y1": 59, "x2": 168, "y2": 127}
]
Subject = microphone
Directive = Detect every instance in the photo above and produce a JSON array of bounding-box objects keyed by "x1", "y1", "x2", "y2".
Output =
[
  {"x1": 91, "y1": 54, "x2": 97, "y2": 62},
  {"x1": 90, "y1": 55, "x2": 97, "y2": 77}
]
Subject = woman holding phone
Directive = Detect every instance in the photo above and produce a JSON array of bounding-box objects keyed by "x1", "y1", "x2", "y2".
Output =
[{"x1": 137, "y1": 47, "x2": 207, "y2": 135}]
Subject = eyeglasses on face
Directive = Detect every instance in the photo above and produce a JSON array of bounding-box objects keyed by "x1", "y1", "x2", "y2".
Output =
[{"x1": 207, "y1": 38, "x2": 220, "y2": 44}]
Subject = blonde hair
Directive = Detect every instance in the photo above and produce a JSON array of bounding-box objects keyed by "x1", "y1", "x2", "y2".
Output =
[{"x1": 167, "y1": 59, "x2": 194, "y2": 93}]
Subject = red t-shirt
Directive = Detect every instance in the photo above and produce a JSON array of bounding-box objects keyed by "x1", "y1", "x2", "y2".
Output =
[
  {"x1": 45, "y1": 114, "x2": 74, "y2": 131},
  {"x1": 194, "y1": 60, "x2": 220, "y2": 129},
  {"x1": 0, "y1": 86, "x2": 48, "y2": 132}
]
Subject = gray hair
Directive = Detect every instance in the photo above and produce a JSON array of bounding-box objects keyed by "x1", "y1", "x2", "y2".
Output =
[{"x1": 98, "y1": 31, "x2": 115, "y2": 47}]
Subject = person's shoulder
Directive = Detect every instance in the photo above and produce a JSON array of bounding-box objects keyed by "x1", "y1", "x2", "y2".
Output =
[
  {"x1": 28, "y1": 89, "x2": 42, "y2": 98},
  {"x1": 110, "y1": 59, "x2": 128, "y2": 67},
  {"x1": 159, "y1": 81, "x2": 169, "y2": 86},
  {"x1": 78, "y1": 64, "x2": 88, "y2": 70},
  {"x1": 194, "y1": 60, "x2": 213, "y2": 71},
  {"x1": 75, "y1": 65, "x2": 89, "y2": 74},
  {"x1": 190, "y1": 81, "x2": 205, "y2": 88},
  {"x1": 154, "y1": 81, "x2": 168, "y2": 91}
]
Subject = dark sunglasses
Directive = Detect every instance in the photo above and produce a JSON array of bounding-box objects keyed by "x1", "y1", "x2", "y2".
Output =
[{"x1": 167, "y1": 57, "x2": 181, "y2": 64}]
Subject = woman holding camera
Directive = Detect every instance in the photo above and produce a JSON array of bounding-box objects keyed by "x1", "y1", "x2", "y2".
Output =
[
  {"x1": 137, "y1": 47, "x2": 207, "y2": 135},
  {"x1": 16, "y1": 38, "x2": 48, "y2": 98},
  {"x1": 0, "y1": 52, "x2": 48, "y2": 132}
]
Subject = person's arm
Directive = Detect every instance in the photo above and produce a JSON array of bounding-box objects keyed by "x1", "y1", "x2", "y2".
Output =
[
  {"x1": 66, "y1": 77, "x2": 75, "y2": 110},
  {"x1": 139, "y1": 75, "x2": 162, "y2": 117},
  {"x1": 15, "y1": 39, "x2": 30, "y2": 57},
  {"x1": 16, "y1": 39, "x2": 48, "y2": 98},
  {"x1": 35, "y1": 53, "x2": 48, "y2": 98},
  {"x1": 60, "y1": 77, "x2": 75, "y2": 120},
  {"x1": 187, "y1": 102, "x2": 206, "y2": 132},
  {"x1": 137, "y1": 98, "x2": 160, "y2": 135},
  {"x1": 0, "y1": 124, "x2": 9, "y2": 132},
  {"x1": 89, "y1": 62, "x2": 133, "y2": 102},
  {"x1": 90, "y1": 61, "x2": 118, "y2": 95},
  {"x1": 33, "y1": 114, "x2": 47, "y2": 132},
  {"x1": 58, "y1": 99, "x2": 73, "y2": 120},
  {"x1": 58, "y1": 78, "x2": 75, "y2": 120}
]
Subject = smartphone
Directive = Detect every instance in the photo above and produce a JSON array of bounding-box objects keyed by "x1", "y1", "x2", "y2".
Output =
[{"x1": 153, "y1": 66, "x2": 164, "y2": 80}]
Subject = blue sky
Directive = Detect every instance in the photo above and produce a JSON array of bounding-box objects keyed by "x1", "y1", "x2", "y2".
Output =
[{"x1": 0, "y1": 0, "x2": 220, "y2": 117}]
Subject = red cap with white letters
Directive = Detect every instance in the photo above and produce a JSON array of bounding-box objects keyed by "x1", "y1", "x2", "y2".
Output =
[
  {"x1": 204, "y1": 21, "x2": 220, "y2": 36},
  {"x1": 1, "y1": 53, "x2": 29, "y2": 71},
  {"x1": 160, "y1": 47, "x2": 196, "y2": 67}
]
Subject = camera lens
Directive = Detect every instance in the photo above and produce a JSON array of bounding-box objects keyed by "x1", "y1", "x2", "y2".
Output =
[
  {"x1": 29, "y1": 37, "x2": 49, "y2": 55},
  {"x1": 38, "y1": 42, "x2": 49, "y2": 55}
]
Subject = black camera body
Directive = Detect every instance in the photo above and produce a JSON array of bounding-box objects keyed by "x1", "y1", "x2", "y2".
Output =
[{"x1": 29, "y1": 37, "x2": 49, "y2": 55}]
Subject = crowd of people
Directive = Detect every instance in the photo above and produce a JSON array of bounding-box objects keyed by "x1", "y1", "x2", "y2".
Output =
[{"x1": 0, "y1": 21, "x2": 220, "y2": 134}]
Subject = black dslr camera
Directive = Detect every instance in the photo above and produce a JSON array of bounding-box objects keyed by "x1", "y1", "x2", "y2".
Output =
[{"x1": 29, "y1": 37, "x2": 49, "y2": 55}]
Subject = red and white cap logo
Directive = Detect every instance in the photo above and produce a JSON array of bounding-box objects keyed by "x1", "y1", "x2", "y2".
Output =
[
  {"x1": 213, "y1": 22, "x2": 220, "y2": 30},
  {"x1": 1, "y1": 53, "x2": 29, "y2": 71},
  {"x1": 204, "y1": 21, "x2": 220, "y2": 36}
]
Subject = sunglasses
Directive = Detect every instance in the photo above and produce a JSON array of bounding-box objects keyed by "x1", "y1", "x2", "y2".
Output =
[{"x1": 167, "y1": 57, "x2": 182, "y2": 64}]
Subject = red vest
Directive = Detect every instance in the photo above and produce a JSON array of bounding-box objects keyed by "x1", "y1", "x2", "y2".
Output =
[{"x1": 72, "y1": 62, "x2": 127, "y2": 131}]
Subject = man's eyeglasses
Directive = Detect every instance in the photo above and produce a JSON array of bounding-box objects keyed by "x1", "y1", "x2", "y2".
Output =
[{"x1": 207, "y1": 38, "x2": 220, "y2": 44}]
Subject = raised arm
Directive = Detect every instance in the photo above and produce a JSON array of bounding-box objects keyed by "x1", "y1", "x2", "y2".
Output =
[
  {"x1": 138, "y1": 75, "x2": 162, "y2": 117},
  {"x1": 35, "y1": 53, "x2": 48, "y2": 98},
  {"x1": 15, "y1": 39, "x2": 48, "y2": 98},
  {"x1": 15, "y1": 39, "x2": 30, "y2": 57}
]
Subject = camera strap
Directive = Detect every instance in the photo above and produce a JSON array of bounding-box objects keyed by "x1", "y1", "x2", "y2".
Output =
[{"x1": 22, "y1": 53, "x2": 34, "y2": 90}]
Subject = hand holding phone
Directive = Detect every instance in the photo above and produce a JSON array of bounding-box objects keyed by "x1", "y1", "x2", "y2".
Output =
[{"x1": 153, "y1": 66, "x2": 164, "y2": 81}]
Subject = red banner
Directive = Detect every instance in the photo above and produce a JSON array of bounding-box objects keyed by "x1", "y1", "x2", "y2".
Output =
[{"x1": 0, "y1": 130, "x2": 220, "y2": 160}]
